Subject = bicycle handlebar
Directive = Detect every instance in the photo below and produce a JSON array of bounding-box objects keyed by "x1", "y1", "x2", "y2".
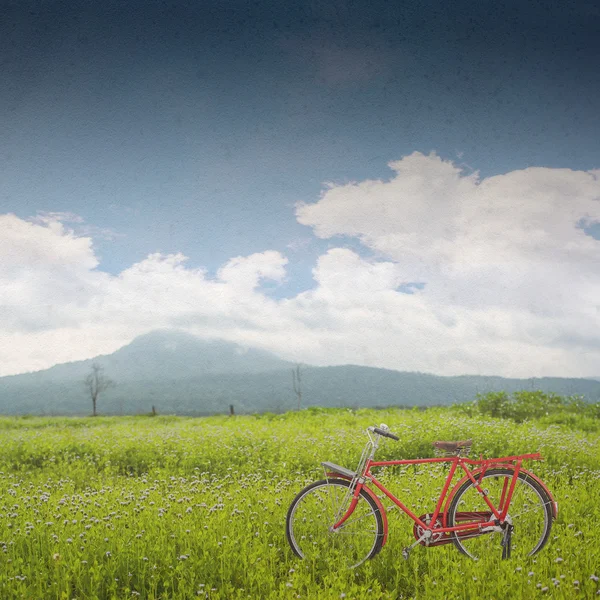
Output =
[{"x1": 372, "y1": 426, "x2": 399, "y2": 441}]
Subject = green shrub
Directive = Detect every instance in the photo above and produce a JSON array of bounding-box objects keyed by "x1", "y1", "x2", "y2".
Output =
[{"x1": 472, "y1": 390, "x2": 600, "y2": 425}]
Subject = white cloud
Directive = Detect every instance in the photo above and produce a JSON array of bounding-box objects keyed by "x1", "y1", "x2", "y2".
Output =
[
  {"x1": 1, "y1": 154, "x2": 600, "y2": 378},
  {"x1": 0, "y1": 215, "x2": 293, "y2": 375},
  {"x1": 217, "y1": 251, "x2": 287, "y2": 291},
  {"x1": 295, "y1": 153, "x2": 600, "y2": 375},
  {"x1": 0, "y1": 214, "x2": 105, "y2": 333}
]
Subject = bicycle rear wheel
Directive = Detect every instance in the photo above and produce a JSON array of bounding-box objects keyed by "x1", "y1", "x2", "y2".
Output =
[
  {"x1": 286, "y1": 478, "x2": 384, "y2": 568},
  {"x1": 447, "y1": 468, "x2": 553, "y2": 560}
]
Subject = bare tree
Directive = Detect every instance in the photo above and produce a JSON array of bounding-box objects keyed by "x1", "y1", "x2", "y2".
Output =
[
  {"x1": 84, "y1": 363, "x2": 114, "y2": 417},
  {"x1": 292, "y1": 364, "x2": 303, "y2": 411}
]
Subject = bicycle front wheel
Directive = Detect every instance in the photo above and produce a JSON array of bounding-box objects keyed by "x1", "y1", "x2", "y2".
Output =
[
  {"x1": 447, "y1": 468, "x2": 553, "y2": 560},
  {"x1": 286, "y1": 478, "x2": 384, "y2": 569}
]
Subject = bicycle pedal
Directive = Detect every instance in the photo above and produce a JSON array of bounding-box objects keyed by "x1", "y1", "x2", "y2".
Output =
[{"x1": 402, "y1": 547, "x2": 410, "y2": 560}]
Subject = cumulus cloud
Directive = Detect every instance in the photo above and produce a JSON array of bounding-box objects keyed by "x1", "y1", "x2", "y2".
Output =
[
  {"x1": 297, "y1": 154, "x2": 600, "y2": 290},
  {"x1": 295, "y1": 153, "x2": 600, "y2": 375},
  {"x1": 1, "y1": 153, "x2": 600, "y2": 378},
  {"x1": 0, "y1": 214, "x2": 291, "y2": 375},
  {"x1": 217, "y1": 251, "x2": 287, "y2": 291},
  {"x1": 0, "y1": 214, "x2": 105, "y2": 333}
]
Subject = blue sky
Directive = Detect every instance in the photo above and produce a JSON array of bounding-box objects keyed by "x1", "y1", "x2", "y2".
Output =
[{"x1": 1, "y1": 0, "x2": 599, "y2": 377}]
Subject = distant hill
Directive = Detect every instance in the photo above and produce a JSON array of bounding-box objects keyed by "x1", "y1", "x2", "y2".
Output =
[
  {"x1": 7, "y1": 330, "x2": 290, "y2": 383},
  {"x1": 0, "y1": 330, "x2": 599, "y2": 415}
]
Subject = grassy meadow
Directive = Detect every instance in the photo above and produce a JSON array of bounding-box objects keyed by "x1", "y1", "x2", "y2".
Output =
[{"x1": 0, "y1": 407, "x2": 598, "y2": 599}]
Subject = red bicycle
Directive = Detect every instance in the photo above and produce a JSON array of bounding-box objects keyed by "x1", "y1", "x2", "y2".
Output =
[{"x1": 286, "y1": 424, "x2": 558, "y2": 568}]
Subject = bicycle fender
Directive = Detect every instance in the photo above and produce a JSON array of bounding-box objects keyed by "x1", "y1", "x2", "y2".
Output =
[
  {"x1": 442, "y1": 466, "x2": 557, "y2": 526},
  {"x1": 518, "y1": 468, "x2": 558, "y2": 518},
  {"x1": 325, "y1": 473, "x2": 389, "y2": 547}
]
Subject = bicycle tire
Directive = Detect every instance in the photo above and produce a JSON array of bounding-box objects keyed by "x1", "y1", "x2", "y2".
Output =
[
  {"x1": 447, "y1": 468, "x2": 553, "y2": 560},
  {"x1": 286, "y1": 478, "x2": 384, "y2": 568}
]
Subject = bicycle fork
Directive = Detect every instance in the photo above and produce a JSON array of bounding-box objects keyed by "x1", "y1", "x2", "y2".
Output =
[
  {"x1": 330, "y1": 431, "x2": 380, "y2": 531},
  {"x1": 330, "y1": 493, "x2": 360, "y2": 531}
]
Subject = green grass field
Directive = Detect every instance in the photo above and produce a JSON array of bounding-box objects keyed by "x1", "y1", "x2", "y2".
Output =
[{"x1": 0, "y1": 407, "x2": 598, "y2": 599}]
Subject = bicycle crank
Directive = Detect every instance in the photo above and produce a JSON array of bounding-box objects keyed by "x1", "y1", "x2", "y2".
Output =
[
  {"x1": 413, "y1": 514, "x2": 448, "y2": 546},
  {"x1": 403, "y1": 530, "x2": 432, "y2": 559}
]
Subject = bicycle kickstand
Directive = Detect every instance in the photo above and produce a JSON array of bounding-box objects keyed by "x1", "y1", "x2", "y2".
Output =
[
  {"x1": 402, "y1": 530, "x2": 432, "y2": 560},
  {"x1": 501, "y1": 523, "x2": 513, "y2": 560}
]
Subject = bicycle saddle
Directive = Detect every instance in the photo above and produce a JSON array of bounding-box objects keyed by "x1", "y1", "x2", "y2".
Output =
[{"x1": 433, "y1": 440, "x2": 472, "y2": 452}]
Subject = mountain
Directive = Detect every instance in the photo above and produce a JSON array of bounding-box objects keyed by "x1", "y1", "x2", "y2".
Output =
[
  {"x1": 0, "y1": 330, "x2": 599, "y2": 415},
  {"x1": 4, "y1": 330, "x2": 290, "y2": 384}
]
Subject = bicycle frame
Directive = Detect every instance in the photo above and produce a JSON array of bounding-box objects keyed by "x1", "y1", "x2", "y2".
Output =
[{"x1": 329, "y1": 450, "x2": 556, "y2": 547}]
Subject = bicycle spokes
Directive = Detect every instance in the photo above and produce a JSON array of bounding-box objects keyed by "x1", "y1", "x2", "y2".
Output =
[
  {"x1": 448, "y1": 469, "x2": 553, "y2": 560},
  {"x1": 286, "y1": 479, "x2": 384, "y2": 569}
]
